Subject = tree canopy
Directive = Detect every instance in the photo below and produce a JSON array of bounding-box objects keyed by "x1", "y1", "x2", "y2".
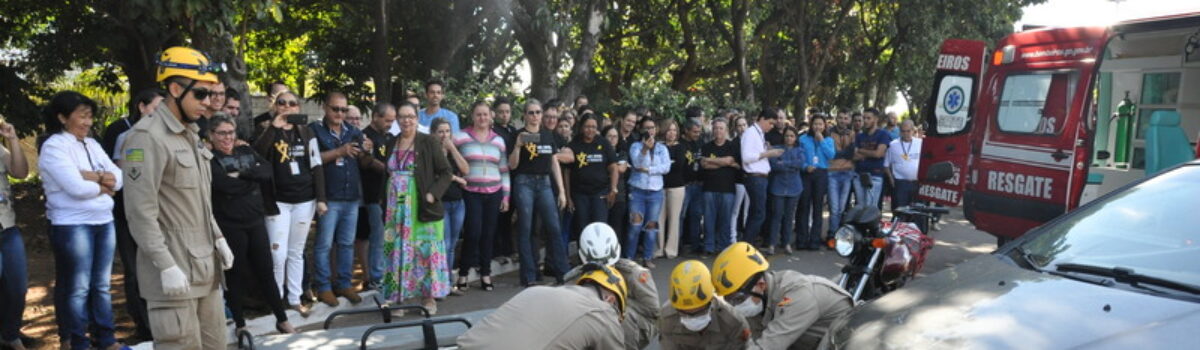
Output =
[{"x1": 0, "y1": 0, "x2": 1042, "y2": 135}]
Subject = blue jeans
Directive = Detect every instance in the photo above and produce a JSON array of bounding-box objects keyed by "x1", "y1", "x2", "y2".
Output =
[
  {"x1": 768, "y1": 195, "x2": 800, "y2": 247},
  {"x1": 50, "y1": 223, "x2": 116, "y2": 350},
  {"x1": 828, "y1": 170, "x2": 855, "y2": 233},
  {"x1": 626, "y1": 188, "x2": 664, "y2": 260},
  {"x1": 0, "y1": 228, "x2": 26, "y2": 342},
  {"x1": 572, "y1": 192, "x2": 609, "y2": 234},
  {"x1": 797, "y1": 169, "x2": 830, "y2": 248},
  {"x1": 443, "y1": 200, "x2": 465, "y2": 276},
  {"x1": 892, "y1": 180, "x2": 918, "y2": 211},
  {"x1": 681, "y1": 183, "x2": 705, "y2": 252},
  {"x1": 559, "y1": 209, "x2": 573, "y2": 255},
  {"x1": 364, "y1": 203, "x2": 385, "y2": 284},
  {"x1": 314, "y1": 200, "x2": 360, "y2": 292},
  {"x1": 514, "y1": 174, "x2": 568, "y2": 285},
  {"x1": 703, "y1": 192, "x2": 735, "y2": 253},
  {"x1": 853, "y1": 173, "x2": 885, "y2": 210},
  {"x1": 743, "y1": 176, "x2": 770, "y2": 245}
]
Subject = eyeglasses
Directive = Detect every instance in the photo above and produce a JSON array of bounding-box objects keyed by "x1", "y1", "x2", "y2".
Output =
[
  {"x1": 213, "y1": 130, "x2": 236, "y2": 137},
  {"x1": 526, "y1": 110, "x2": 543, "y2": 115},
  {"x1": 330, "y1": 107, "x2": 350, "y2": 114},
  {"x1": 190, "y1": 89, "x2": 213, "y2": 101},
  {"x1": 276, "y1": 100, "x2": 300, "y2": 107}
]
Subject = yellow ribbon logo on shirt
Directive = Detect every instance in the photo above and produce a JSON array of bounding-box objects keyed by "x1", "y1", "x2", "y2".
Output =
[
  {"x1": 274, "y1": 140, "x2": 291, "y2": 163},
  {"x1": 525, "y1": 142, "x2": 538, "y2": 160},
  {"x1": 576, "y1": 152, "x2": 589, "y2": 167}
]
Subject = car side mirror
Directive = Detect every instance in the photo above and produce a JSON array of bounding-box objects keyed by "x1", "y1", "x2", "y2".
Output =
[
  {"x1": 924, "y1": 162, "x2": 955, "y2": 182},
  {"x1": 1096, "y1": 150, "x2": 1111, "y2": 160}
]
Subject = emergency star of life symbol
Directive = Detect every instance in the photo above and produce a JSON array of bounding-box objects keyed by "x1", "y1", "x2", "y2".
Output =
[{"x1": 943, "y1": 86, "x2": 965, "y2": 115}]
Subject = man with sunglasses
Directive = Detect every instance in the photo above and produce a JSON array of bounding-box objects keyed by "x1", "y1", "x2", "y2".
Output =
[
  {"x1": 712, "y1": 242, "x2": 853, "y2": 350},
  {"x1": 119, "y1": 46, "x2": 234, "y2": 350},
  {"x1": 308, "y1": 92, "x2": 372, "y2": 306}
]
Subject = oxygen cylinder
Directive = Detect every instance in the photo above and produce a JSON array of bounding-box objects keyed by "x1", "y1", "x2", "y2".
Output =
[{"x1": 1114, "y1": 91, "x2": 1136, "y2": 167}]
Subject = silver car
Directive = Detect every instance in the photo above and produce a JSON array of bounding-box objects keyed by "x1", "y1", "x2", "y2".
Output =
[{"x1": 823, "y1": 161, "x2": 1200, "y2": 349}]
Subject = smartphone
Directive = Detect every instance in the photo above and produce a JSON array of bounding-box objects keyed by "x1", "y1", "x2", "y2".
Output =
[
  {"x1": 286, "y1": 114, "x2": 309, "y2": 125},
  {"x1": 519, "y1": 132, "x2": 541, "y2": 144}
]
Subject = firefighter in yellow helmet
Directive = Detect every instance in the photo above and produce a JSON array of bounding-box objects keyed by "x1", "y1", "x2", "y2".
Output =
[
  {"x1": 457, "y1": 263, "x2": 625, "y2": 349},
  {"x1": 712, "y1": 242, "x2": 853, "y2": 350},
  {"x1": 565, "y1": 222, "x2": 659, "y2": 349},
  {"x1": 658, "y1": 260, "x2": 751, "y2": 350},
  {"x1": 119, "y1": 46, "x2": 233, "y2": 349}
]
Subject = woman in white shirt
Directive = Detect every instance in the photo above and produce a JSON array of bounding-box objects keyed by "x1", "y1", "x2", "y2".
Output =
[{"x1": 37, "y1": 91, "x2": 124, "y2": 350}]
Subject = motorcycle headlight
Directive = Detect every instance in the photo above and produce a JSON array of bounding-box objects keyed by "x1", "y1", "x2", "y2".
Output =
[{"x1": 834, "y1": 226, "x2": 859, "y2": 257}]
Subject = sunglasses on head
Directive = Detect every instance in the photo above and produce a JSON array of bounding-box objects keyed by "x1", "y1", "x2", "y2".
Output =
[{"x1": 276, "y1": 99, "x2": 300, "y2": 107}]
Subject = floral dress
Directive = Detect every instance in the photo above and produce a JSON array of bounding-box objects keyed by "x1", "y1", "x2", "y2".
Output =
[{"x1": 381, "y1": 148, "x2": 450, "y2": 303}]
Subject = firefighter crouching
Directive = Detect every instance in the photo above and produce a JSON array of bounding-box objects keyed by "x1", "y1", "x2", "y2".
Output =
[
  {"x1": 456, "y1": 263, "x2": 626, "y2": 349},
  {"x1": 564, "y1": 222, "x2": 660, "y2": 349},
  {"x1": 658, "y1": 259, "x2": 751, "y2": 350},
  {"x1": 713, "y1": 242, "x2": 854, "y2": 350}
]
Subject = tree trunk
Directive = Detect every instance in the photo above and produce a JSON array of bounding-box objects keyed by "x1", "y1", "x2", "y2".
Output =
[
  {"x1": 558, "y1": 0, "x2": 606, "y2": 103},
  {"x1": 372, "y1": 0, "x2": 391, "y2": 104},
  {"x1": 731, "y1": 0, "x2": 755, "y2": 103},
  {"x1": 511, "y1": 0, "x2": 559, "y2": 101}
]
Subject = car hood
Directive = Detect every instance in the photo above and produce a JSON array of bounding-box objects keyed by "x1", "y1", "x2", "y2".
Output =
[{"x1": 833, "y1": 255, "x2": 1200, "y2": 349}]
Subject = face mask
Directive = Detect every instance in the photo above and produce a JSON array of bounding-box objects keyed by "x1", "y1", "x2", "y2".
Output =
[
  {"x1": 680, "y1": 310, "x2": 712, "y2": 332},
  {"x1": 732, "y1": 297, "x2": 764, "y2": 318}
]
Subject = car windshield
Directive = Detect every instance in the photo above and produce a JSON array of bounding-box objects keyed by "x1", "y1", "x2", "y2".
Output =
[{"x1": 1020, "y1": 164, "x2": 1200, "y2": 288}]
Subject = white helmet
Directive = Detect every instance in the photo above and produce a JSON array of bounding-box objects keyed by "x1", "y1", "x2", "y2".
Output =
[{"x1": 580, "y1": 223, "x2": 621, "y2": 266}]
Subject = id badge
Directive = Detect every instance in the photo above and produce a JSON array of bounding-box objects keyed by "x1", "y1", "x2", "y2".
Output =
[
  {"x1": 336, "y1": 157, "x2": 345, "y2": 167},
  {"x1": 289, "y1": 161, "x2": 300, "y2": 175}
]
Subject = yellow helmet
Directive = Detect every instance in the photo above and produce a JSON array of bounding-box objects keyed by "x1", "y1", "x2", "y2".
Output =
[
  {"x1": 670, "y1": 260, "x2": 715, "y2": 310},
  {"x1": 576, "y1": 263, "x2": 628, "y2": 317},
  {"x1": 156, "y1": 47, "x2": 221, "y2": 83},
  {"x1": 712, "y1": 242, "x2": 769, "y2": 296}
]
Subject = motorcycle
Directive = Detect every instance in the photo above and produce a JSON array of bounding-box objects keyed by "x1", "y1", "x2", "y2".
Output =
[{"x1": 830, "y1": 204, "x2": 948, "y2": 302}]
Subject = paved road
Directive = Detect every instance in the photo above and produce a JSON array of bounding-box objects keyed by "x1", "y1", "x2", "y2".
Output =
[{"x1": 295, "y1": 208, "x2": 998, "y2": 347}]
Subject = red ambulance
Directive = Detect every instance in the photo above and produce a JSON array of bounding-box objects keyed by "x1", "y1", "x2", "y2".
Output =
[{"x1": 918, "y1": 13, "x2": 1200, "y2": 243}]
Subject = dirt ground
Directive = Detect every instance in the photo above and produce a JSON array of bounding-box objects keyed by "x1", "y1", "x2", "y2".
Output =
[{"x1": 14, "y1": 182, "x2": 138, "y2": 349}]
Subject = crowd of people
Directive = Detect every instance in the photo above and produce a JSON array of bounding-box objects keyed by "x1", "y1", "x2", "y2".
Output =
[{"x1": 0, "y1": 45, "x2": 930, "y2": 349}]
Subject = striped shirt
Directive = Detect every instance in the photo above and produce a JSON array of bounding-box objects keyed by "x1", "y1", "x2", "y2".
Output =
[{"x1": 454, "y1": 129, "x2": 511, "y2": 201}]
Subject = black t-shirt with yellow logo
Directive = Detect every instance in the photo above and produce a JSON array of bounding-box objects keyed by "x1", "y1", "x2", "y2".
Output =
[
  {"x1": 701, "y1": 140, "x2": 740, "y2": 193},
  {"x1": 512, "y1": 129, "x2": 561, "y2": 176},
  {"x1": 566, "y1": 137, "x2": 615, "y2": 195}
]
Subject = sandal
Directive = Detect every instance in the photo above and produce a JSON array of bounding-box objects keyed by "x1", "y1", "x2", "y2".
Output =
[
  {"x1": 480, "y1": 276, "x2": 494, "y2": 291},
  {"x1": 455, "y1": 276, "x2": 470, "y2": 292}
]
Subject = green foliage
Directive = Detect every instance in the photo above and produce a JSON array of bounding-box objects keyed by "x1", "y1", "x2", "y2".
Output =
[
  {"x1": 401, "y1": 72, "x2": 519, "y2": 127},
  {"x1": 49, "y1": 68, "x2": 131, "y2": 137}
]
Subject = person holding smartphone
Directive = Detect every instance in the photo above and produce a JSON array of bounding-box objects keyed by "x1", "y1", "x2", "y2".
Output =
[
  {"x1": 624, "y1": 117, "x2": 671, "y2": 268},
  {"x1": 508, "y1": 98, "x2": 570, "y2": 286},
  {"x1": 252, "y1": 90, "x2": 327, "y2": 316}
]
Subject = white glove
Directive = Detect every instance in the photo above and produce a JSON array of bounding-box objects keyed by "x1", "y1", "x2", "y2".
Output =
[
  {"x1": 216, "y1": 238, "x2": 234, "y2": 270},
  {"x1": 161, "y1": 266, "x2": 190, "y2": 296}
]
